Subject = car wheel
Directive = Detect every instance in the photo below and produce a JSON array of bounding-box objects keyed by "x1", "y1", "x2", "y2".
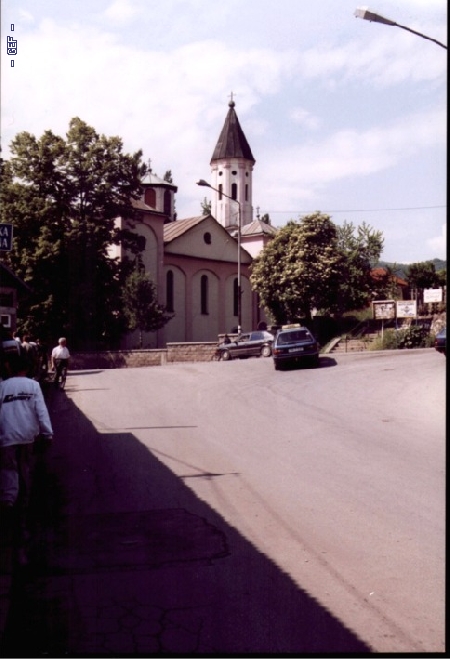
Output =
[
  {"x1": 261, "y1": 344, "x2": 272, "y2": 358},
  {"x1": 220, "y1": 349, "x2": 231, "y2": 361}
]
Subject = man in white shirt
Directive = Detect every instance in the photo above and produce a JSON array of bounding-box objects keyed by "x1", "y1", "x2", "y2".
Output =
[
  {"x1": 51, "y1": 337, "x2": 71, "y2": 389},
  {"x1": 0, "y1": 351, "x2": 53, "y2": 563}
]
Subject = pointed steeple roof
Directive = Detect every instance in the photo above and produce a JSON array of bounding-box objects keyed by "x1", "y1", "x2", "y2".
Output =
[{"x1": 211, "y1": 100, "x2": 255, "y2": 163}]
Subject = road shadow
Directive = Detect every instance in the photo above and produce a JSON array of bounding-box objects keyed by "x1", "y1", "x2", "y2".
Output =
[
  {"x1": 276, "y1": 356, "x2": 337, "y2": 371},
  {"x1": 1, "y1": 387, "x2": 371, "y2": 657},
  {"x1": 318, "y1": 356, "x2": 338, "y2": 368}
]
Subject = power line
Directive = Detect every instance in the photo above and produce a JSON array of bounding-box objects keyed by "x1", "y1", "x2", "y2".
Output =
[{"x1": 265, "y1": 205, "x2": 446, "y2": 214}]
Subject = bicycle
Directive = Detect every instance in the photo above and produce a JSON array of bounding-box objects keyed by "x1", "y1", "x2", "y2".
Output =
[
  {"x1": 52, "y1": 359, "x2": 68, "y2": 390},
  {"x1": 58, "y1": 364, "x2": 67, "y2": 389}
]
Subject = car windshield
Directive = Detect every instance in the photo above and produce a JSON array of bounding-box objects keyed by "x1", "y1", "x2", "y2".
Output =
[{"x1": 277, "y1": 330, "x2": 311, "y2": 344}]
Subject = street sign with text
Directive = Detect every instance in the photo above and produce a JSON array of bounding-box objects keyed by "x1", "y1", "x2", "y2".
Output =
[
  {"x1": 396, "y1": 300, "x2": 417, "y2": 318},
  {"x1": 423, "y1": 288, "x2": 442, "y2": 303},
  {"x1": 0, "y1": 224, "x2": 13, "y2": 251}
]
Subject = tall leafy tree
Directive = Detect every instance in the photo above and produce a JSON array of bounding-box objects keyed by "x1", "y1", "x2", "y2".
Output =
[
  {"x1": 250, "y1": 213, "x2": 384, "y2": 324},
  {"x1": 1, "y1": 118, "x2": 146, "y2": 348},
  {"x1": 200, "y1": 197, "x2": 211, "y2": 216},
  {"x1": 250, "y1": 213, "x2": 343, "y2": 324},
  {"x1": 121, "y1": 269, "x2": 172, "y2": 348},
  {"x1": 436, "y1": 268, "x2": 446, "y2": 287},
  {"x1": 407, "y1": 261, "x2": 440, "y2": 290},
  {"x1": 336, "y1": 221, "x2": 384, "y2": 309}
]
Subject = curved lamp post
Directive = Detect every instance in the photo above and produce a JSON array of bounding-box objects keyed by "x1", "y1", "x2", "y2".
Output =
[
  {"x1": 354, "y1": 7, "x2": 447, "y2": 49},
  {"x1": 197, "y1": 179, "x2": 242, "y2": 334}
]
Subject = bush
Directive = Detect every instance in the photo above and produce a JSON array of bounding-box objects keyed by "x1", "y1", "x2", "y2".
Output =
[
  {"x1": 369, "y1": 325, "x2": 433, "y2": 350},
  {"x1": 397, "y1": 325, "x2": 432, "y2": 349},
  {"x1": 368, "y1": 329, "x2": 398, "y2": 351}
]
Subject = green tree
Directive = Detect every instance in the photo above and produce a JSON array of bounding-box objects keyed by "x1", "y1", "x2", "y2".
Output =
[
  {"x1": 436, "y1": 268, "x2": 446, "y2": 287},
  {"x1": 251, "y1": 213, "x2": 384, "y2": 325},
  {"x1": 250, "y1": 213, "x2": 343, "y2": 324},
  {"x1": 201, "y1": 197, "x2": 211, "y2": 216},
  {"x1": 407, "y1": 261, "x2": 440, "y2": 290},
  {"x1": 336, "y1": 221, "x2": 384, "y2": 309},
  {"x1": 0, "y1": 118, "x2": 146, "y2": 348},
  {"x1": 121, "y1": 269, "x2": 172, "y2": 348}
]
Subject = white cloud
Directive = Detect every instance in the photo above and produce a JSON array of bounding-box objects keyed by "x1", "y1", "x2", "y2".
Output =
[
  {"x1": 290, "y1": 108, "x2": 320, "y2": 131},
  {"x1": 18, "y1": 9, "x2": 34, "y2": 24},
  {"x1": 300, "y1": 33, "x2": 446, "y2": 88},
  {"x1": 427, "y1": 224, "x2": 447, "y2": 258},
  {"x1": 104, "y1": 0, "x2": 139, "y2": 24},
  {"x1": 255, "y1": 106, "x2": 446, "y2": 209}
]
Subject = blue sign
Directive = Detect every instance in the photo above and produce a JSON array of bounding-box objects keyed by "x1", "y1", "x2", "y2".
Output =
[{"x1": 0, "y1": 224, "x2": 13, "y2": 251}]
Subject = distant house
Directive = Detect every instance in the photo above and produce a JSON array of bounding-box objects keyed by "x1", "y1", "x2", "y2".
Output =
[
  {"x1": 370, "y1": 267, "x2": 410, "y2": 300},
  {"x1": 0, "y1": 261, "x2": 31, "y2": 333}
]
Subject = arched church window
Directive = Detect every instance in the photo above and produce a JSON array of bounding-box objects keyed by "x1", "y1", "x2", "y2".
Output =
[
  {"x1": 231, "y1": 183, "x2": 237, "y2": 200},
  {"x1": 166, "y1": 270, "x2": 174, "y2": 312},
  {"x1": 145, "y1": 188, "x2": 156, "y2": 208},
  {"x1": 218, "y1": 184, "x2": 223, "y2": 200},
  {"x1": 203, "y1": 232, "x2": 211, "y2": 245},
  {"x1": 201, "y1": 275, "x2": 209, "y2": 315},
  {"x1": 245, "y1": 184, "x2": 249, "y2": 201}
]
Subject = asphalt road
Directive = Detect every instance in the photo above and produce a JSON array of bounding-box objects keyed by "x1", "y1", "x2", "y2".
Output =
[{"x1": 51, "y1": 348, "x2": 445, "y2": 654}]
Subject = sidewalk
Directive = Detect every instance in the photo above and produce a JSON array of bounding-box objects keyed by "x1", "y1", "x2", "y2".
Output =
[{"x1": 1, "y1": 382, "x2": 371, "y2": 656}]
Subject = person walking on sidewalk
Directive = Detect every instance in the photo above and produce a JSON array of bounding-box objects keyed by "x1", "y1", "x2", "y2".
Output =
[
  {"x1": 51, "y1": 337, "x2": 70, "y2": 389},
  {"x1": 0, "y1": 351, "x2": 53, "y2": 565}
]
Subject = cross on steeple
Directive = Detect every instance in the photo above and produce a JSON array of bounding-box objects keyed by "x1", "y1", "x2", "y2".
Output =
[
  {"x1": 147, "y1": 158, "x2": 152, "y2": 172},
  {"x1": 228, "y1": 91, "x2": 236, "y2": 107}
]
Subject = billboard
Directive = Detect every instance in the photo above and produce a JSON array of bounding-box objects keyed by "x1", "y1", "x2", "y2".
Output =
[
  {"x1": 423, "y1": 288, "x2": 443, "y2": 303},
  {"x1": 396, "y1": 301, "x2": 417, "y2": 318},
  {"x1": 372, "y1": 300, "x2": 396, "y2": 320}
]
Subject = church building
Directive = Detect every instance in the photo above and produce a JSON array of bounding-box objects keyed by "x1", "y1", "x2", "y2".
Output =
[{"x1": 113, "y1": 99, "x2": 277, "y2": 349}]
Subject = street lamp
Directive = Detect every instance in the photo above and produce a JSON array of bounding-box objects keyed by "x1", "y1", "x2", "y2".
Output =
[
  {"x1": 197, "y1": 179, "x2": 242, "y2": 334},
  {"x1": 354, "y1": 7, "x2": 447, "y2": 49}
]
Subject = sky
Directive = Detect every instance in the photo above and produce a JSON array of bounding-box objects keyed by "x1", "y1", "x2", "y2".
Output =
[{"x1": 1, "y1": 0, "x2": 447, "y2": 264}]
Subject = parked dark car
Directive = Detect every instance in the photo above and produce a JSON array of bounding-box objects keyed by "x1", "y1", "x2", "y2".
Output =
[
  {"x1": 434, "y1": 328, "x2": 446, "y2": 355},
  {"x1": 272, "y1": 325, "x2": 319, "y2": 370},
  {"x1": 216, "y1": 330, "x2": 274, "y2": 361}
]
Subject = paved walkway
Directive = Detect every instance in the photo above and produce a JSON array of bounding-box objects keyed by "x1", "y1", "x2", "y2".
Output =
[{"x1": 1, "y1": 381, "x2": 371, "y2": 656}]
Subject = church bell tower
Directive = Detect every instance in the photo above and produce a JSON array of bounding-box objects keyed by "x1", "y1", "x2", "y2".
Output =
[{"x1": 209, "y1": 97, "x2": 255, "y2": 231}]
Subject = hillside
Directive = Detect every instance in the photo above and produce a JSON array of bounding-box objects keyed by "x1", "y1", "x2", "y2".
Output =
[{"x1": 377, "y1": 259, "x2": 446, "y2": 280}]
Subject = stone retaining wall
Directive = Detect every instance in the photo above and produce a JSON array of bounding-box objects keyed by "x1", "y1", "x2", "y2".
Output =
[{"x1": 69, "y1": 342, "x2": 218, "y2": 370}]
